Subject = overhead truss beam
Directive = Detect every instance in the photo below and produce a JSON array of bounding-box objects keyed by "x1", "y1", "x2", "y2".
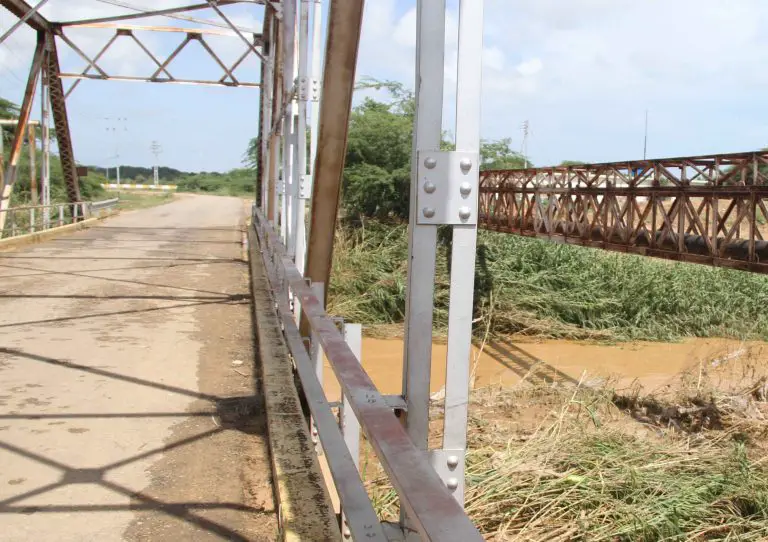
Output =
[
  {"x1": 57, "y1": 26, "x2": 262, "y2": 95},
  {"x1": 0, "y1": 0, "x2": 52, "y2": 32},
  {"x1": 57, "y1": 0, "x2": 262, "y2": 34}
]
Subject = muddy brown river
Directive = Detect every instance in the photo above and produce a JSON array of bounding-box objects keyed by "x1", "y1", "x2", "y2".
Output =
[{"x1": 323, "y1": 337, "x2": 767, "y2": 400}]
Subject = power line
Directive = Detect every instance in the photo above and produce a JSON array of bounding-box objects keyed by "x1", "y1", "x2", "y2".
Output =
[
  {"x1": 0, "y1": 19, "x2": 28, "y2": 84},
  {"x1": 92, "y1": 0, "x2": 261, "y2": 34}
]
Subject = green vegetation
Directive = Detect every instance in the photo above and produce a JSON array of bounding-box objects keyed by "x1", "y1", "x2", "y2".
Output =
[
  {"x1": 174, "y1": 168, "x2": 255, "y2": 196},
  {"x1": 88, "y1": 164, "x2": 255, "y2": 197},
  {"x1": 104, "y1": 191, "x2": 173, "y2": 211},
  {"x1": 2, "y1": 143, "x2": 106, "y2": 207},
  {"x1": 340, "y1": 79, "x2": 527, "y2": 220},
  {"x1": 329, "y1": 222, "x2": 768, "y2": 342},
  {"x1": 324, "y1": 81, "x2": 768, "y2": 343}
]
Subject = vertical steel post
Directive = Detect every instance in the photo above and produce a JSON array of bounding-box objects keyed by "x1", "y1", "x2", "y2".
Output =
[
  {"x1": 41, "y1": 50, "x2": 51, "y2": 229},
  {"x1": 270, "y1": 16, "x2": 282, "y2": 227},
  {"x1": 309, "y1": 281, "x2": 325, "y2": 449},
  {"x1": 281, "y1": 0, "x2": 297, "y2": 248},
  {"x1": 28, "y1": 124, "x2": 37, "y2": 205},
  {"x1": 402, "y1": 0, "x2": 446, "y2": 454},
  {"x1": 30, "y1": 208, "x2": 35, "y2": 233},
  {"x1": 341, "y1": 322, "x2": 362, "y2": 540},
  {"x1": 260, "y1": 12, "x2": 274, "y2": 217},
  {"x1": 58, "y1": 204, "x2": 63, "y2": 226},
  {"x1": 293, "y1": 0, "x2": 311, "y2": 279},
  {"x1": 440, "y1": 0, "x2": 485, "y2": 505},
  {"x1": 300, "y1": 0, "x2": 364, "y2": 334},
  {"x1": 308, "y1": 0, "x2": 322, "y2": 184},
  {"x1": 400, "y1": 0, "x2": 446, "y2": 530}
]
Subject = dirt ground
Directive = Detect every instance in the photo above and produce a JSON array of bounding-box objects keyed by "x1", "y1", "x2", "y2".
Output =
[{"x1": 0, "y1": 194, "x2": 277, "y2": 541}]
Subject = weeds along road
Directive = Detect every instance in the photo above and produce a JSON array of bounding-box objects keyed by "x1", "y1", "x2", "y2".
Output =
[{"x1": 0, "y1": 194, "x2": 277, "y2": 541}]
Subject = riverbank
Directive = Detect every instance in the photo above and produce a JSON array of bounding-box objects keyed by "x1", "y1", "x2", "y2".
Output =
[{"x1": 358, "y1": 336, "x2": 768, "y2": 540}]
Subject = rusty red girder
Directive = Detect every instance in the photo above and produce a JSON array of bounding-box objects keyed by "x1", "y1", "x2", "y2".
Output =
[{"x1": 479, "y1": 151, "x2": 768, "y2": 273}]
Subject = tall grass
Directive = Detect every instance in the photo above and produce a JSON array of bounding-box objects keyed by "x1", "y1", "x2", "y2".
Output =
[
  {"x1": 366, "y1": 382, "x2": 768, "y2": 541},
  {"x1": 328, "y1": 221, "x2": 768, "y2": 341}
]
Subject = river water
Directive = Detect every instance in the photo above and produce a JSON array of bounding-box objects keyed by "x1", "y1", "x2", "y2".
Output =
[{"x1": 322, "y1": 337, "x2": 766, "y2": 401}]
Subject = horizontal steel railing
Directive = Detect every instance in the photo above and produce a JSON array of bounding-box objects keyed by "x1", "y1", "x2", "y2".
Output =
[
  {"x1": 0, "y1": 198, "x2": 119, "y2": 239},
  {"x1": 252, "y1": 209, "x2": 483, "y2": 542}
]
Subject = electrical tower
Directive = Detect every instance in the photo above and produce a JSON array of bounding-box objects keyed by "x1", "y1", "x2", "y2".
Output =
[{"x1": 150, "y1": 140, "x2": 162, "y2": 185}]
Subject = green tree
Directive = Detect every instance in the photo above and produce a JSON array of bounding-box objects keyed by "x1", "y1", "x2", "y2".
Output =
[
  {"x1": 480, "y1": 138, "x2": 529, "y2": 170},
  {"x1": 249, "y1": 81, "x2": 531, "y2": 220},
  {"x1": 244, "y1": 136, "x2": 259, "y2": 170},
  {"x1": 342, "y1": 82, "x2": 415, "y2": 220},
  {"x1": 0, "y1": 97, "x2": 19, "y2": 144},
  {"x1": 559, "y1": 160, "x2": 587, "y2": 167}
]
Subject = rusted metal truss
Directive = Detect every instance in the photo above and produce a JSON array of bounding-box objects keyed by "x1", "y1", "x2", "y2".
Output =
[
  {"x1": 479, "y1": 151, "x2": 768, "y2": 273},
  {"x1": 57, "y1": 25, "x2": 263, "y2": 95},
  {"x1": 46, "y1": 33, "x2": 81, "y2": 203}
]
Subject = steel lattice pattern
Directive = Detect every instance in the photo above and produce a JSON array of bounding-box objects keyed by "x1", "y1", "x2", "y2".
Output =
[{"x1": 479, "y1": 151, "x2": 768, "y2": 273}]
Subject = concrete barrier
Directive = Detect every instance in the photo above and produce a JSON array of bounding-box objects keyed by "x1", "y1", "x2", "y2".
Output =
[
  {"x1": 0, "y1": 213, "x2": 115, "y2": 252},
  {"x1": 101, "y1": 184, "x2": 177, "y2": 191}
]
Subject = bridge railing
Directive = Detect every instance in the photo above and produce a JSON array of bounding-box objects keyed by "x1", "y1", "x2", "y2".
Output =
[
  {"x1": 252, "y1": 209, "x2": 483, "y2": 542},
  {"x1": 0, "y1": 198, "x2": 118, "y2": 239}
]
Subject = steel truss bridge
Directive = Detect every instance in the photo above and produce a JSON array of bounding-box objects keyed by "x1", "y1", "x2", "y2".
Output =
[
  {"x1": 480, "y1": 151, "x2": 768, "y2": 273},
  {"x1": 1, "y1": 0, "x2": 764, "y2": 541},
  {"x1": 0, "y1": 0, "x2": 485, "y2": 540}
]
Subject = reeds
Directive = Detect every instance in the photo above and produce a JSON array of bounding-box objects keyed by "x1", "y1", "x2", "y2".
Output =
[{"x1": 329, "y1": 222, "x2": 768, "y2": 341}]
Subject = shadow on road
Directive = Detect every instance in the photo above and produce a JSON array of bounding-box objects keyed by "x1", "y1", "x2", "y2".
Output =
[{"x1": 0, "y1": 347, "x2": 266, "y2": 541}]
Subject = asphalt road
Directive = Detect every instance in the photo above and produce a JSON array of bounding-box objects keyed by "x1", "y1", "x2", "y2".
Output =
[{"x1": 0, "y1": 194, "x2": 276, "y2": 541}]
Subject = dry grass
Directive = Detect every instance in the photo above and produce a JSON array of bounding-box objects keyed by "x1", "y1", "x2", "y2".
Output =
[{"x1": 364, "y1": 349, "x2": 768, "y2": 540}]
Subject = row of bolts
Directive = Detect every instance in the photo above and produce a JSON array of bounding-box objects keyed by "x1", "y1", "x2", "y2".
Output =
[{"x1": 422, "y1": 156, "x2": 475, "y2": 221}]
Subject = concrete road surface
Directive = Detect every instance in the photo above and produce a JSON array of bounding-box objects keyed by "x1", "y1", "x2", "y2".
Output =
[{"x1": 0, "y1": 195, "x2": 277, "y2": 541}]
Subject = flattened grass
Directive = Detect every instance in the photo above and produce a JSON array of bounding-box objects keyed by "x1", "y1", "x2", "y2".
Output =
[{"x1": 329, "y1": 222, "x2": 768, "y2": 341}]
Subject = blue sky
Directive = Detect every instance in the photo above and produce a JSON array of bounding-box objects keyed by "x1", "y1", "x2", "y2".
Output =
[{"x1": 2, "y1": 0, "x2": 768, "y2": 172}]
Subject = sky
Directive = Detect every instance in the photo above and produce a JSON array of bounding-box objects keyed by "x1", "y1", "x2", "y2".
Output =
[{"x1": 2, "y1": 0, "x2": 768, "y2": 172}]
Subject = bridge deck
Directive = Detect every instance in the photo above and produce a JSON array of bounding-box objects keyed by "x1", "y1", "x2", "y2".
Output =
[{"x1": 0, "y1": 195, "x2": 277, "y2": 541}]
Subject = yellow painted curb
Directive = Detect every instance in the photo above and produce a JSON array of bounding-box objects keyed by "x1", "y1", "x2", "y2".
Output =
[
  {"x1": 248, "y1": 226, "x2": 341, "y2": 542},
  {"x1": 0, "y1": 212, "x2": 116, "y2": 251}
]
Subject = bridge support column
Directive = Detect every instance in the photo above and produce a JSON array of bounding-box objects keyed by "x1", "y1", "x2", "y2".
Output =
[
  {"x1": 281, "y1": 0, "x2": 297, "y2": 252},
  {"x1": 401, "y1": 0, "x2": 485, "y2": 531},
  {"x1": 0, "y1": 31, "x2": 44, "y2": 235},
  {"x1": 46, "y1": 32, "x2": 81, "y2": 205}
]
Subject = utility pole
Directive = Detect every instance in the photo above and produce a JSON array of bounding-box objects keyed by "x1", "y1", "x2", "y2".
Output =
[
  {"x1": 521, "y1": 120, "x2": 530, "y2": 168},
  {"x1": 105, "y1": 116, "x2": 126, "y2": 185},
  {"x1": 643, "y1": 109, "x2": 649, "y2": 160},
  {"x1": 150, "y1": 140, "x2": 162, "y2": 185}
]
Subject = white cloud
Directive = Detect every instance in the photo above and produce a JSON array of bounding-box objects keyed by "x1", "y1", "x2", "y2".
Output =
[
  {"x1": 515, "y1": 58, "x2": 542, "y2": 77},
  {"x1": 354, "y1": 0, "x2": 768, "y2": 165}
]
